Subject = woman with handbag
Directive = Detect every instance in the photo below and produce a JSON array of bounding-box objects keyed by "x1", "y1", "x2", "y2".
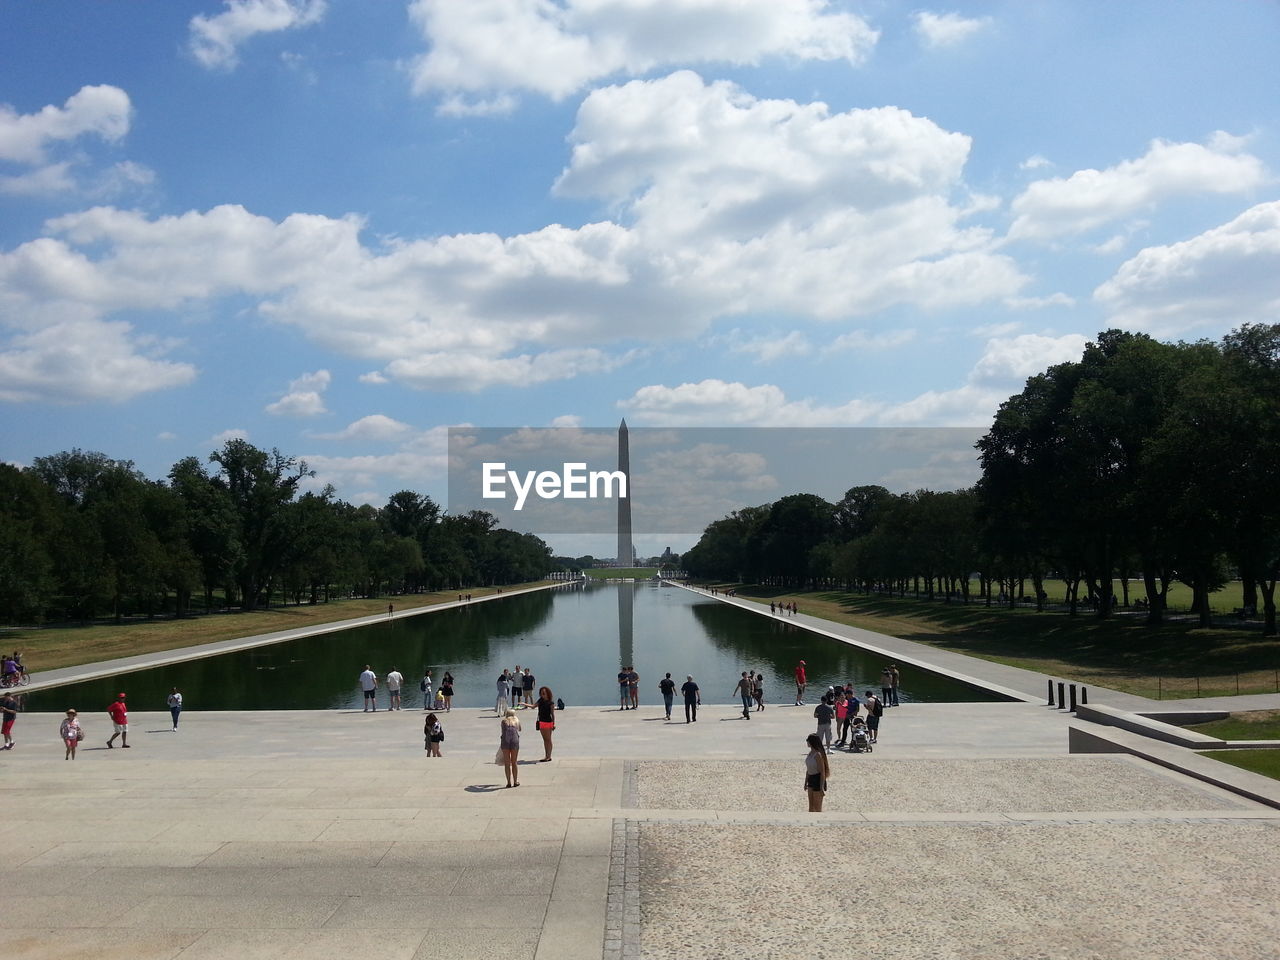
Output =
[
  {"x1": 60, "y1": 708, "x2": 83, "y2": 760},
  {"x1": 499, "y1": 709, "x2": 520, "y2": 787}
]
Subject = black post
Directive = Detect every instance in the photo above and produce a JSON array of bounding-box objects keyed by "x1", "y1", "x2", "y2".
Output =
[
  {"x1": 1080, "y1": 686, "x2": 1088, "y2": 705},
  {"x1": 1047, "y1": 679, "x2": 1055, "y2": 707},
  {"x1": 1057, "y1": 682, "x2": 1066, "y2": 710},
  {"x1": 1068, "y1": 683, "x2": 1077, "y2": 712}
]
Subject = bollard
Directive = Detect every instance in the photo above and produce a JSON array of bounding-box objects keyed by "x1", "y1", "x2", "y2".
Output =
[
  {"x1": 1047, "y1": 679, "x2": 1055, "y2": 707},
  {"x1": 1068, "y1": 683, "x2": 1077, "y2": 712},
  {"x1": 1057, "y1": 682, "x2": 1066, "y2": 710},
  {"x1": 1080, "y1": 686, "x2": 1088, "y2": 705}
]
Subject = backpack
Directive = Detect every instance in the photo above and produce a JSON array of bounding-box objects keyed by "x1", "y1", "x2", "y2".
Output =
[{"x1": 871, "y1": 697, "x2": 883, "y2": 718}]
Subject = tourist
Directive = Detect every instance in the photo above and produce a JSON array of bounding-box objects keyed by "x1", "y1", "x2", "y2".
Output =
[
  {"x1": 794, "y1": 660, "x2": 807, "y2": 705},
  {"x1": 769, "y1": 601, "x2": 776, "y2": 615},
  {"x1": 681, "y1": 675, "x2": 700, "y2": 723},
  {"x1": 834, "y1": 690, "x2": 849, "y2": 746},
  {"x1": 522, "y1": 667, "x2": 535, "y2": 705},
  {"x1": 889, "y1": 664, "x2": 901, "y2": 706},
  {"x1": 863, "y1": 690, "x2": 883, "y2": 743},
  {"x1": 424, "y1": 713, "x2": 443, "y2": 757},
  {"x1": 813, "y1": 696, "x2": 834, "y2": 749},
  {"x1": 617, "y1": 666, "x2": 630, "y2": 710},
  {"x1": 387, "y1": 602, "x2": 394, "y2": 618},
  {"x1": 628, "y1": 666, "x2": 640, "y2": 709},
  {"x1": 732, "y1": 672, "x2": 753, "y2": 719},
  {"x1": 420, "y1": 671, "x2": 433, "y2": 710},
  {"x1": 359, "y1": 665, "x2": 379, "y2": 712},
  {"x1": 1, "y1": 690, "x2": 18, "y2": 749},
  {"x1": 1, "y1": 653, "x2": 17, "y2": 687},
  {"x1": 387, "y1": 666, "x2": 404, "y2": 711},
  {"x1": 534, "y1": 686, "x2": 556, "y2": 761},
  {"x1": 658, "y1": 672, "x2": 675, "y2": 720},
  {"x1": 804, "y1": 733, "x2": 829, "y2": 813},
  {"x1": 753, "y1": 671, "x2": 765, "y2": 711},
  {"x1": 441, "y1": 672, "x2": 454, "y2": 712},
  {"x1": 106, "y1": 692, "x2": 129, "y2": 748},
  {"x1": 167, "y1": 687, "x2": 183, "y2": 731},
  {"x1": 496, "y1": 670, "x2": 512, "y2": 714},
  {"x1": 880, "y1": 668, "x2": 893, "y2": 706},
  {"x1": 60, "y1": 708, "x2": 82, "y2": 760},
  {"x1": 499, "y1": 708, "x2": 521, "y2": 786}
]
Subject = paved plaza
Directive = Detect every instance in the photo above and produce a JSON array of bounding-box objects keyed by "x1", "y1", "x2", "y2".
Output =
[{"x1": 3, "y1": 589, "x2": 1279, "y2": 958}]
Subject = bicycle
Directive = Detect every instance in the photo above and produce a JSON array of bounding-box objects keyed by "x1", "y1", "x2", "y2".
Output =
[{"x1": 0, "y1": 670, "x2": 30, "y2": 688}]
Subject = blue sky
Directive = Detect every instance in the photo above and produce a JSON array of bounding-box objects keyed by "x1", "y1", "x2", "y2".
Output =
[{"x1": 2, "y1": 1, "x2": 1278, "y2": 553}]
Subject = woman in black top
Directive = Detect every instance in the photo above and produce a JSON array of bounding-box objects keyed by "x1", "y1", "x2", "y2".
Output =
[
  {"x1": 534, "y1": 685, "x2": 556, "y2": 761},
  {"x1": 441, "y1": 672, "x2": 455, "y2": 712}
]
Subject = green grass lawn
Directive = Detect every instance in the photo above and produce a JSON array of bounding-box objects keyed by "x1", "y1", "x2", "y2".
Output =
[
  {"x1": 707, "y1": 583, "x2": 1280, "y2": 699},
  {"x1": 1186, "y1": 710, "x2": 1280, "y2": 740},
  {"x1": 1201, "y1": 749, "x2": 1280, "y2": 781},
  {"x1": 583, "y1": 568, "x2": 657, "y2": 579}
]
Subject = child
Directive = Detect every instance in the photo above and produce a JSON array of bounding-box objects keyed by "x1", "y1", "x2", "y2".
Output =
[
  {"x1": 424, "y1": 713, "x2": 443, "y2": 757},
  {"x1": 60, "y1": 708, "x2": 82, "y2": 760},
  {"x1": 849, "y1": 716, "x2": 871, "y2": 753}
]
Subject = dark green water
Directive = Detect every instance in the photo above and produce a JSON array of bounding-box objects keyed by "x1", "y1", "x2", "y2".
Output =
[{"x1": 22, "y1": 582, "x2": 999, "y2": 711}]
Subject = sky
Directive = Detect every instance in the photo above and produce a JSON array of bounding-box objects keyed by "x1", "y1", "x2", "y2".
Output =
[{"x1": 2, "y1": 1, "x2": 1278, "y2": 555}]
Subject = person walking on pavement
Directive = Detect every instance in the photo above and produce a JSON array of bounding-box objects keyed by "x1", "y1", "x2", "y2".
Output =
[
  {"x1": 60, "y1": 708, "x2": 82, "y2": 759},
  {"x1": 681, "y1": 675, "x2": 701, "y2": 723},
  {"x1": 658, "y1": 673, "x2": 675, "y2": 720},
  {"x1": 814, "y1": 695, "x2": 835, "y2": 749},
  {"x1": 732, "y1": 672, "x2": 753, "y2": 719},
  {"x1": 359, "y1": 665, "x2": 379, "y2": 712},
  {"x1": 167, "y1": 687, "x2": 183, "y2": 731},
  {"x1": 804, "y1": 733, "x2": 829, "y2": 813},
  {"x1": 106, "y1": 692, "x2": 129, "y2": 748},
  {"x1": 794, "y1": 660, "x2": 807, "y2": 705},
  {"x1": 1, "y1": 691, "x2": 19, "y2": 749}
]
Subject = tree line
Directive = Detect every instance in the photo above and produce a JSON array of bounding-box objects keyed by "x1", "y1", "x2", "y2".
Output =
[
  {"x1": 0, "y1": 439, "x2": 553, "y2": 625},
  {"x1": 682, "y1": 324, "x2": 1280, "y2": 636}
]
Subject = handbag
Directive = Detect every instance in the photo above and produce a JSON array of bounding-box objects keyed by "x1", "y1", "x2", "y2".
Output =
[
  {"x1": 75, "y1": 728, "x2": 84, "y2": 741},
  {"x1": 494, "y1": 748, "x2": 505, "y2": 764}
]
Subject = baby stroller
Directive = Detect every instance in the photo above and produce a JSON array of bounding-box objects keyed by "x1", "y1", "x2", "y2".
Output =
[{"x1": 848, "y1": 721, "x2": 873, "y2": 753}]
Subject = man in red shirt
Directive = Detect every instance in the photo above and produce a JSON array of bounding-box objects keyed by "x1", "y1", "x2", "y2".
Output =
[
  {"x1": 106, "y1": 693, "x2": 129, "y2": 748},
  {"x1": 794, "y1": 660, "x2": 807, "y2": 705}
]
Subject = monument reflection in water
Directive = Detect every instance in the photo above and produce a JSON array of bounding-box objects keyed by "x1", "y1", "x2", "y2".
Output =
[{"x1": 22, "y1": 582, "x2": 998, "y2": 711}]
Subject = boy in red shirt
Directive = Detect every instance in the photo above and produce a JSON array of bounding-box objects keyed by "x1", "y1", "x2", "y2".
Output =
[
  {"x1": 794, "y1": 660, "x2": 807, "y2": 705},
  {"x1": 106, "y1": 693, "x2": 129, "y2": 748}
]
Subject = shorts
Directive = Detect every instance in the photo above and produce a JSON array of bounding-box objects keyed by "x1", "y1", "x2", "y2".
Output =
[
  {"x1": 363, "y1": 689, "x2": 376, "y2": 701},
  {"x1": 866, "y1": 715, "x2": 880, "y2": 730},
  {"x1": 537, "y1": 721, "x2": 555, "y2": 731},
  {"x1": 805, "y1": 773, "x2": 826, "y2": 792},
  {"x1": 388, "y1": 687, "x2": 400, "y2": 695},
  {"x1": 429, "y1": 734, "x2": 443, "y2": 743},
  {"x1": 113, "y1": 722, "x2": 128, "y2": 733},
  {"x1": 2, "y1": 718, "x2": 15, "y2": 735},
  {"x1": 65, "y1": 737, "x2": 78, "y2": 748}
]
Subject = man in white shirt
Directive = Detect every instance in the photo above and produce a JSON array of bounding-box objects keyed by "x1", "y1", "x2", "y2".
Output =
[
  {"x1": 359, "y1": 665, "x2": 378, "y2": 712},
  {"x1": 386, "y1": 667, "x2": 404, "y2": 711}
]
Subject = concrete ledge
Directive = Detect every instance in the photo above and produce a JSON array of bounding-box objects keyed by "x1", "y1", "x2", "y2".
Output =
[
  {"x1": 1069, "y1": 723, "x2": 1280, "y2": 810},
  {"x1": 1075, "y1": 703, "x2": 1225, "y2": 748},
  {"x1": 1138, "y1": 710, "x2": 1229, "y2": 725}
]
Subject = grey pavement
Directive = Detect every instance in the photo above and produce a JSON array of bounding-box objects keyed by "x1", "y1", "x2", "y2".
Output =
[{"x1": 4, "y1": 591, "x2": 1280, "y2": 959}]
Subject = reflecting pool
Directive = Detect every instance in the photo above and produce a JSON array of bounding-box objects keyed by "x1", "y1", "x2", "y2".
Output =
[{"x1": 23, "y1": 581, "x2": 1000, "y2": 711}]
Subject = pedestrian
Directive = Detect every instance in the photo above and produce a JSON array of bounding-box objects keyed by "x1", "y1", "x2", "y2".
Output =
[
  {"x1": 864, "y1": 690, "x2": 883, "y2": 743},
  {"x1": 814, "y1": 696, "x2": 835, "y2": 748},
  {"x1": 387, "y1": 602, "x2": 394, "y2": 618},
  {"x1": 628, "y1": 666, "x2": 640, "y2": 709},
  {"x1": 804, "y1": 733, "x2": 829, "y2": 812},
  {"x1": 167, "y1": 687, "x2": 183, "y2": 731},
  {"x1": 522, "y1": 667, "x2": 535, "y2": 705},
  {"x1": 1, "y1": 690, "x2": 19, "y2": 749},
  {"x1": 106, "y1": 692, "x2": 129, "y2": 748},
  {"x1": 753, "y1": 671, "x2": 765, "y2": 711},
  {"x1": 794, "y1": 660, "x2": 807, "y2": 705},
  {"x1": 441, "y1": 672, "x2": 454, "y2": 712},
  {"x1": 681, "y1": 675, "x2": 700, "y2": 723},
  {"x1": 889, "y1": 664, "x2": 901, "y2": 706},
  {"x1": 420, "y1": 670, "x2": 433, "y2": 710},
  {"x1": 424, "y1": 712, "x2": 443, "y2": 757},
  {"x1": 769, "y1": 601, "x2": 776, "y2": 615},
  {"x1": 880, "y1": 668, "x2": 893, "y2": 707},
  {"x1": 834, "y1": 690, "x2": 849, "y2": 746},
  {"x1": 499, "y1": 708, "x2": 521, "y2": 786},
  {"x1": 732, "y1": 672, "x2": 753, "y2": 719},
  {"x1": 60, "y1": 708, "x2": 82, "y2": 759},
  {"x1": 359, "y1": 665, "x2": 379, "y2": 712},
  {"x1": 387, "y1": 666, "x2": 404, "y2": 710},
  {"x1": 534, "y1": 686, "x2": 556, "y2": 761},
  {"x1": 658, "y1": 672, "x2": 675, "y2": 720},
  {"x1": 617, "y1": 666, "x2": 631, "y2": 710},
  {"x1": 496, "y1": 670, "x2": 511, "y2": 714}
]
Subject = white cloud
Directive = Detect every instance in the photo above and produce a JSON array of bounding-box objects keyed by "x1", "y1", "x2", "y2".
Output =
[
  {"x1": 0, "y1": 76, "x2": 1030, "y2": 399},
  {"x1": 157, "y1": 431, "x2": 178, "y2": 441},
  {"x1": 620, "y1": 379, "x2": 881, "y2": 427},
  {"x1": 0, "y1": 162, "x2": 76, "y2": 197},
  {"x1": 314, "y1": 414, "x2": 414, "y2": 442},
  {"x1": 1003, "y1": 292, "x2": 1075, "y2": 309},
  {"x1": 725, "y1": 329, "x2": 812, "y2": 363},
  {"x1": 210, "y1": 428, "x2": 249, "y2": 445},
  {"x1": 265, "y1": 368, "x2": 331, "y2": 416},
  {"x1": 550, "y1": 414, "x2": 582, "y2": 428},
  {"x1": 0, "y1": 85, "x2": 132, "y2": 165},
  {"x1": 912, "y1": 11, "x2": 991, "y2": 49},
  {"x1": 303, "y1": 425, "x2": 453, "y2": 494},
  {"x1": 0, "y1": 319, "x2": 195, "y2": 404},
  {"x1": 1094, "y1": 200, "x2": 1280, "y2": 334},
  {"x1": 1009, "y1": 134, "x2": 1267, "y2": 241},
  {"x1": 1020, "y1": 154, "x2": 1051, "y2": 171},
  {"x1": 190, "y1": 0, "x2": 327, "y2": 70},
  {"x1": 408, "y1": 0, "x2": 878, "y2": 107},
  {"x1": 828, "y1": 328, "x2": 916, "y2": 351}
]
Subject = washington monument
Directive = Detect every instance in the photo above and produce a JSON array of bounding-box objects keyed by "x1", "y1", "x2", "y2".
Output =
[{"x1": 617, "y1": 419, "x2": 633, "y2": 566}]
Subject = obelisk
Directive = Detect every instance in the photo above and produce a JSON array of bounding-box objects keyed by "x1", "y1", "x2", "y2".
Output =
[{"x1": 616, "y1": 419, "x2": 633, "y2": 566}]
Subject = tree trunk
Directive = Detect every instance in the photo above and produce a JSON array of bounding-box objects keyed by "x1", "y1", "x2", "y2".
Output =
[{"x1": 1260, "y1": 577, "x2": 1276, "y2": 637}]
